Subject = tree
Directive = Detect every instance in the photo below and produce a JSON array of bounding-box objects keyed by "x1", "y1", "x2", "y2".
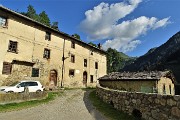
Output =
[
  {"x1": 106, "y1": 48, "x2": 133, "y2": 73},
  {"x1": 88, "y1": 42, "x2": 97, "y2": 48},
  {"x1": 39, "y1": 11, "x2": 50, "y2": 26},
  {"x1": 26, "y1": 5, "x2": 39, "y2": 21},
  {"x1": 73, "y1": 34, "x2": 81, "y2": 40},
  {"x1": 51, "y1": 22, "x2": 59, "y2": 30}
]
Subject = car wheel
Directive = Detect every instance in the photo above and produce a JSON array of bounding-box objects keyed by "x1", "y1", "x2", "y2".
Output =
[
  {"x1": 36, "y1": 90, "x2": 41, "y2": 93},
  {"x1": 8, "y1": 91, "x2": 14, "y2": 93}
]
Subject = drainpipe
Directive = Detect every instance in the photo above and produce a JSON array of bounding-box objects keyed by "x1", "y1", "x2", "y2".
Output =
[{"x1": 61, "y1": 38, "x2": 66, "y2": 88}]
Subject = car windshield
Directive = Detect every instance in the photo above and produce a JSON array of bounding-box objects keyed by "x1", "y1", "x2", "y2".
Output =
[{"x1": 9, "y1": 81, "x2": 20, "y2": 86}]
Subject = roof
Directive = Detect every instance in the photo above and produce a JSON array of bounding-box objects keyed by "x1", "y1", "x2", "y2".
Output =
[
  {"x1": 0, "y1": 5, "x2": 106, "y2": 55},
  {"x1": 98, "y1": 71, "x2": 173, "y2": 81}
]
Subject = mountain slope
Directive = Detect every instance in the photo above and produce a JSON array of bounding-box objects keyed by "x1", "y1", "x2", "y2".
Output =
[{"x1": 122, "y1": 31, "x2": 180, "y2": 84}]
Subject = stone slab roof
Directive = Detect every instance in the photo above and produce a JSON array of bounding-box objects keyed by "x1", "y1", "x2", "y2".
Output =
[{"x1": 99, "y1": 71, "x2": 171, "y2": 81}]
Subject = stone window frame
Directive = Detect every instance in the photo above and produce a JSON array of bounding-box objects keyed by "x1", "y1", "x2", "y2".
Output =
[
  {"x1": 84, "y1": 59, "x2": 87, "y2": 67},
  {"x1": 90, "y1": 75, "x2": 93, "y2": 83},
  {"x1": 71, "y1": 41, "x2": 75, "y2": 49},
  {"x1": 43, "y1": 48, "x2": 51, "y2": 59},
  {"x1": 71, "y1": 54, "x2": 75, "y2": 63},
  {"x1": 69, "y1": 69, "x2": 75, "y2": 77},
  {"x1": 31, "y1": 68, "x2": 39, "y2": 77},
  {"x1": 45, "y1": 31, "x2": 51, "y2": 41},
  {"x1": 0, "y1": 16, "x2": 8, "y2": 27},
  {"x1": 7, "y1": 40, "x2": 18, "y2": 53}
]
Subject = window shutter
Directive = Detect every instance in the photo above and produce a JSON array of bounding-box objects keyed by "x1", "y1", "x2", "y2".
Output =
[{"x1": 2, "y1": 62, "x2": 12, "y2": 74}]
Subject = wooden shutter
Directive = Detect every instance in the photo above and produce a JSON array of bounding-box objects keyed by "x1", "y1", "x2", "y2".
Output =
[{"x1": 2, "y1": 62, "x2": 12, "y2": 74}]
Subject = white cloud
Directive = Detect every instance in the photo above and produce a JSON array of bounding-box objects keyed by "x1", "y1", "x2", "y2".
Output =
[{"x1": 80, "y1": 0, "x2": 170, "y2": 53}]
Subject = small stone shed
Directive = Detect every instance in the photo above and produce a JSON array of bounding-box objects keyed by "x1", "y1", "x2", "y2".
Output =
[{"x1": 98, "y1": 71, "x2": 175, "y2": 95}]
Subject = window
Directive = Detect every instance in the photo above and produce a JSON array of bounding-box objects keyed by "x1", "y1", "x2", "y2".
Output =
[
  {"x1": 0, "y1": 16, "x2": 7, "y2": 27},
  {"x1": 32, "y1": 68, "x2": 39, "y2": 77},
  {"x1": 169, "y1": 85, "x2": 171, "y2": 94},
  {"x1": 43, "y1": 48, "x2": 50, "y2": 59},
  {"x1": 71, "y1": 41, "x2": 75, "y2": 49},
  {"x1": 45, "y1": 32, "x2": 51, "y2": 41},
  {"x1": 95, "y1": 62, "x2": 98, "y2": 69},
  {"x1": 69, "y1": 69, "x2": 75, "y2": 77},
  {"x1": 90, "y1": 75, "x2": 93, "y2": 83},
  {"x1": 71, "y1": 54, "x2": 75, "y2": 63},
  {"x1": 8, "y1": 40, "x2": 18, "y2": 53},
  {"x1": 2, "y1": 62, "x2": 12, "y2": 75},
  {"x1": 27, "y1": 82, "x2": 38, "y2": 86},
  {"x1": 163, "y1": 84, "x2": 166, "y2": 94},
  {"x1": 84, "y1": 59, "x2": 87, "y2": 67}
]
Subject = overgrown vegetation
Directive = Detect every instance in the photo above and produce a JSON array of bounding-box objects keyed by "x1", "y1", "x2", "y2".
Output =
[
  {"x1": 89, "y1": 90, "x2": 135, "y2": 120},
  {"x1": 20, "y1": 5, "x2": 59, "y2": 30},
  {"x1": 106, "y1": 48, "x2": 136, "y2": 73},
  {"x1": 0, "y1": 92, "x2": 62, "y2": 112}
]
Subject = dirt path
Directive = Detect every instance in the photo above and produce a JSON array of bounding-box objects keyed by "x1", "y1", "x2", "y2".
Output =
[{"x1": 0, "y1": 89, "x2": 108, "y2": 120}]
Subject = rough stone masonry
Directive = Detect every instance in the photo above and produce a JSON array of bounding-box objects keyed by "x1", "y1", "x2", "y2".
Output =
[{"x1": 96, "y1": 84, "x2": 180, "y2": 120}]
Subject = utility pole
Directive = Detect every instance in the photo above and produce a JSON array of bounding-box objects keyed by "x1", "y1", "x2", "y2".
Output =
[{"x1": 61, "y1": 38, "x2": 66, "y2": 88}]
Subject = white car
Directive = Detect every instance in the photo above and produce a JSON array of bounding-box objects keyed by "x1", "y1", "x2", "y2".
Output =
[{"x1": 0, "y1": 80, "x2": 44, "y2": 93}]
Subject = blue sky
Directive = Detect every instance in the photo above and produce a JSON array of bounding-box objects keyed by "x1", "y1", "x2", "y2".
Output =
[{"x1": 0, "y1": 0, "x2": 180, "y2": 57}]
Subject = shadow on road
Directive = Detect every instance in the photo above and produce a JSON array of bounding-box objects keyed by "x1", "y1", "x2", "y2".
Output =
[{"x1": 83, "y1": 89, "x2": 108, "y2": 120}]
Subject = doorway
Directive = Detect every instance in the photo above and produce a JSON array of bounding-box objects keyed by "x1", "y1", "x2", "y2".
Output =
[
  {"x1": 83, "y1": 71, "x2": 87, "y2": 87},
  {"x1": 49, "y1": 69, "x2": 57, "y2": 90}
]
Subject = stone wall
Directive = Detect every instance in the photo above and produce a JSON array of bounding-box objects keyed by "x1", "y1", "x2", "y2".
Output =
[
  {"x1": 0, "y1": 92, "x2": 48, "y2": 104},
  {"x1": 96, "y1": 84, "x2": 180, "y2": 120}
]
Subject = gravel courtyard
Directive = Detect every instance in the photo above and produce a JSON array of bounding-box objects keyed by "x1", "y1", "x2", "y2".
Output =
[{"x1": 0, "y1": 89, "x2": 107, "y2": 120}]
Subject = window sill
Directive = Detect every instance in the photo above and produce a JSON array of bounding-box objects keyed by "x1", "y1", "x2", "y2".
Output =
[{"x1": 7, "y1": 50, "x2": 18, "y2": 54}]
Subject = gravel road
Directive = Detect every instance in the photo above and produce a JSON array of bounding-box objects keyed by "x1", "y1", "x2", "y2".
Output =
[{"x1": 0, "y1": 89, "x2": 108, "y2": 120}]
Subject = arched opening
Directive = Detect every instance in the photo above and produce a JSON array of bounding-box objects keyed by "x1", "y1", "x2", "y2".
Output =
[
  {"x1": 49, "y1": 69, "x2": 58, "y2": 90},
  {"x1": 83, "y1": 71, "x2": 87, "y2": 87},
  {"x1": 132, "y1": 109, "x2": 142, "y2": 120}
]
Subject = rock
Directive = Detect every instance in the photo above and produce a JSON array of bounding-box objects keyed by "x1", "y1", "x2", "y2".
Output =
[
  {"x1": 167, "y1": 99, "x2": 176, "y2": 106},
  {"x1": 171, "y1": 107, "x2": 180, "y2": 118},
  {"x1": 151, "y1": 110, "x2": 159, "y2": 119}
]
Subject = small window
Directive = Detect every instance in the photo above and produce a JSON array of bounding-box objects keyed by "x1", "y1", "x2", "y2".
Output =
[
  {"x1": 2, "y1": 62, "x2": 12, "y2": 75},
  {"x1": 95, "y1": 62, "x2": 98, "y2": 69},
  {"x1": 90, "y1": 75, "x2": 93, "y2": 83},
  {"x1": 69, "y1": 69, "x2": 75, "y2": 77},
  {"x1": 45, "y1": 32, "x2": 51, "y2": 41},
  {"x1": 8, "y1": 40, "x2": 18, "y2": 53},
  {"x1": 32, "y1": 68, "x2": 39, "y2": 77},
  {"x1": 163, "y1": 84, "x2": 166, "y2": 94},
  {"x1": 71, "y1": 54, "x2": 75, "y2": 63},
  {"x1": 43, "y1": 48, "x2": 50, "y2": 59},
  {"x1": 169, "y1": 85, "x2": 171, "y2": 94},
  {"x1": 0, "y1": 16, "x2": 7, "y2": 27},
  {"x1": 71, "y1": 41, "x2": 75, "y2": 49},
  {"x1": 84, "y1": 59, "x2": 87, "y2": 67},
  {"x1": 91, "y1": 51, "x2": 93, "y2": 55}
]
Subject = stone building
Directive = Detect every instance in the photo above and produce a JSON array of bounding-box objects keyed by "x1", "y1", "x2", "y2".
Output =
[
  {"x1": 0, "y1": 6, "x2": 107, "y2": 88},
  {"x1": 98, "y1": 71, "x2": 175, "y2": 95}
]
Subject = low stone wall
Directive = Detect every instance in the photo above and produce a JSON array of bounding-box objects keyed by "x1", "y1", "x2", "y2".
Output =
[
  {"x1": 96, "y1": 84, "x2": 180, "y2": 120},
  {"x1": 0, "y1": 92, "x2": 48, "y2": 104}
]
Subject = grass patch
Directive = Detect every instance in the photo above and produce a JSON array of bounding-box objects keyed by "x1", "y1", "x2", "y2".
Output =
[
  {"x1": 89, "y1": 90, "x2": 135, "y2": 120},
  {"x1": 0, "y1": 92, "x2": 62, "y2": 112}
]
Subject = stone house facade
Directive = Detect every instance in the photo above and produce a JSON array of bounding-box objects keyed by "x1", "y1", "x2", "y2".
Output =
[
  {"x1": 98, "y1": 71, "x2": 175, "y2": 95},
  {"x1": 0, "y1": 6, "x2": 107, "y2": 88}
]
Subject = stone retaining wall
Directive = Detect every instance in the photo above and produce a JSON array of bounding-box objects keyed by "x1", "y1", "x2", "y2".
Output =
[
  {"x1": 96, "y1": 84, "x2": 180, "y2": 120},
  {"x1": 0, "y1": 92, "x2": 48, "y2": 104}
]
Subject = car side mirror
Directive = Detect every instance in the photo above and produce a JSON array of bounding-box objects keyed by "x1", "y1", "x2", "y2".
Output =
[{"x1": 17, "y1": 85, "x2": 21, "y2": 88}]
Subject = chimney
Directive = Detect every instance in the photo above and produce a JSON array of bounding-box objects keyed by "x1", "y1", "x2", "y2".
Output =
[{"x1": 98, "y1": 43, "x2": 102, "y2": 49}]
